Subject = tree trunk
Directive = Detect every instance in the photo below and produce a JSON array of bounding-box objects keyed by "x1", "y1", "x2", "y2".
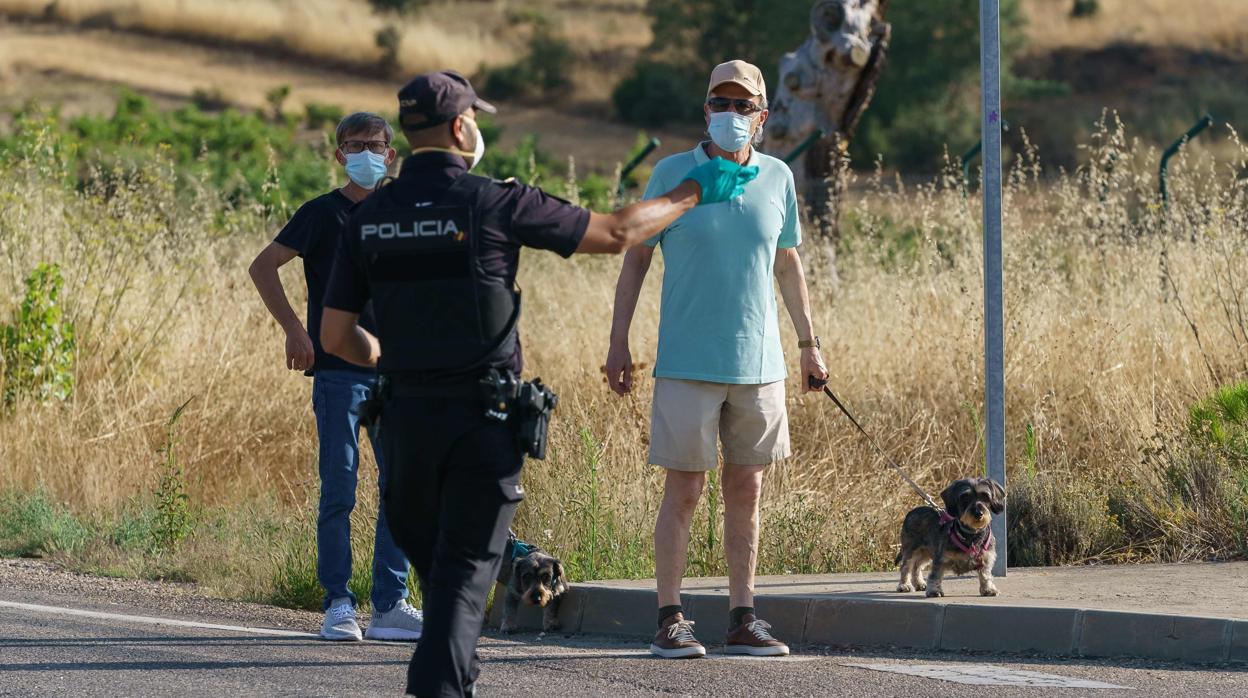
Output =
[{"x1": 764, "y1": 0, "x2": 891, "y2": 283}]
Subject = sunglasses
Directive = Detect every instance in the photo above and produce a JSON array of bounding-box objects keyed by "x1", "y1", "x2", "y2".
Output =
[
  {"x1": 706, "y1": 97, "x2": 763, "y2": 115},
  {"x1": 339, "y1": 140, "x2": 391, "y2": 155}
]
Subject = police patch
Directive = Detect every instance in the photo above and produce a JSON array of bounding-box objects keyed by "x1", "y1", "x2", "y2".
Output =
[{"x1": 355, "y1": 205, "x2": 472, "y2": 253}]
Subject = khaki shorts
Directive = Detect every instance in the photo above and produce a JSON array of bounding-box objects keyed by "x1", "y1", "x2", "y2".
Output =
[{"x1": 649, "y1": 378, "x2": 791, "y2": 471}]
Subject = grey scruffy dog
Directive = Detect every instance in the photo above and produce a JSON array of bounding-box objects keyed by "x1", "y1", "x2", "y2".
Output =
[
  {"x1": 497, "y1": 531, "x2": 568, "y2": 633},
  {"x1": 895, "y1": 478, "x2": 1005, "y2": 598}
]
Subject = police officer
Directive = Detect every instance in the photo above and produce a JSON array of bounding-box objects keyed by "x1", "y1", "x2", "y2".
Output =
[{"x1": 320, "y1": 70, "x2": 759, "y2": 698}]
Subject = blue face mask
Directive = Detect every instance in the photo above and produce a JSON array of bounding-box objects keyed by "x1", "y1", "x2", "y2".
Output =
[
  {"x1": 344, "y1": 150, "x2": 388, "y2": 189},
  {"x1": 708, "y1": 111, "x2": 755, "y2": 153}
]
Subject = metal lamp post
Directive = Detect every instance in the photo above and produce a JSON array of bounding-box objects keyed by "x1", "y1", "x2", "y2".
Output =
[{"x1": 980, "y1": 0, "x2": 1007, "y2": 577}]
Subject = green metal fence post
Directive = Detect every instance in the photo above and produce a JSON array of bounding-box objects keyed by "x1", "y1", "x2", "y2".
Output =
[
  {"x1": 961, "y1": 120, "x2": 1008, "y2": 192},
  {"x1": 1159, "y1": 114, "x2": 1214, "y2": 207},
  {"x1": 617, "y1": 137, "x2": 661, "y2": 197},
  {"x1": 782, "y1": 128, "x2": 827, "y2": 165}
]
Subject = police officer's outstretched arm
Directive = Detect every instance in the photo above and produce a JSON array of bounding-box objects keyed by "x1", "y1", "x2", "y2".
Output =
[{"x1": 576, "y1": 158, "x2": 760, "y2": 254}]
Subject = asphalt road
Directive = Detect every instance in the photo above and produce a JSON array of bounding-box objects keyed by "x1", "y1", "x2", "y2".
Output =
[{"x1": 2, "y1": 597, "x2": 1247, "y2": 697}]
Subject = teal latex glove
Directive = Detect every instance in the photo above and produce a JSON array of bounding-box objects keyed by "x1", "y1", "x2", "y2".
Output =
[{"x1": 681, "y1": 158, "x2": 760, "y2": 205}]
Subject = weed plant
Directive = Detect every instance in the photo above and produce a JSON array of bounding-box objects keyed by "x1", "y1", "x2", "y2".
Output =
[{"x1": 0, "y1": 107, "x2": 1245, "y2": 608}]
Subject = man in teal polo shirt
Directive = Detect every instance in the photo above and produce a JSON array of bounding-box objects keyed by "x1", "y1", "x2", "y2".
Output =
[{"x1": 606, "y1": 59, "x2": 829, "y2": 659}]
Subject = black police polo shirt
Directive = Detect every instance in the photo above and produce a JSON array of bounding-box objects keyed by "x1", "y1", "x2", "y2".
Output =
[
  {"x1": 274, "y1": 189, "x2": 378, "y2": 376},
  {"x1": 323, "y1": 151, "x2": 590, "y2": 377}
]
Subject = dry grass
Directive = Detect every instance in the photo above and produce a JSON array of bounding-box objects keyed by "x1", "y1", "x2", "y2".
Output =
[
  {"x1": 0, "y1": 0, "x2": 651, "y2": 82},
  {"x1": 1021, "y1": 0, "x2": 1248, "y2": 56},
  {"x1": 0, "y1": 0, "x2": 513, "y2": 74},
  {"x1": 0, "y1": 114, "x2": 1245, "y2": 594}
]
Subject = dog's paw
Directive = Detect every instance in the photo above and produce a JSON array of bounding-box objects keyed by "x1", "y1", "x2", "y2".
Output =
[
  {"x1": 980, "y1": 584, "x2": 999, "y2": 597},
  {"x1": 915, "y1": 580, "x2": 927, "y2": 591},
  {"x1": 925, "y1": 587, "x2": 944, "y2": 598},
  {"x1": 500, "y1": 623, "x2": 518, "y2": 634},
  {"x1": 543, "y1": 620, "x2": 562, "y2": 632},
  {"x1": 896, "y1": 583, "x2": 913, "y2": 593}
]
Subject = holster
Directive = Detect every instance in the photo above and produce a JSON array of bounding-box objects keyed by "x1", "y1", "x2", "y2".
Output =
[
  {"x1": 358, "y1": 374, "x2": 389, "y2": 436},
  {"x1": 478, "y1": 369, "x2": 558, "y2": 460}
]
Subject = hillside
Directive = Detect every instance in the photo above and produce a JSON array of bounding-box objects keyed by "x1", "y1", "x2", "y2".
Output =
[{"x1": 0, "y1": 0, "x2": 1244, "y2": 170}]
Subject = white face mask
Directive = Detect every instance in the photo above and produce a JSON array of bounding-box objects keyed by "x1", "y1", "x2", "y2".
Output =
[
  {"x1": 463, "y1": 117, "x2": 486, "y2": 171},
  {"x1": 708, "y1": 111, "x2": 755, "y2": 153},
  {"x1": 408, "y1": 116, "x2": 487, "y2": 170},
  {"x1": 470, "y1": 122, "x2": 485, "y2": 171}
]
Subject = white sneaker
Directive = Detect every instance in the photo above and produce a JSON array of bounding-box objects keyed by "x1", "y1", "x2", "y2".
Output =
[
  {"x1": 365, "y1": 599, "x2": 423, "y2": 641},
  {"x1": 321, "y1": 598, "x2": 362, "y2": 641}
]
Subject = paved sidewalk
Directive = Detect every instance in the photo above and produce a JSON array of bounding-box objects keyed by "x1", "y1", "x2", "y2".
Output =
[{"x1": 490, "y1": 562, "x2": 1248, "y2": 664}]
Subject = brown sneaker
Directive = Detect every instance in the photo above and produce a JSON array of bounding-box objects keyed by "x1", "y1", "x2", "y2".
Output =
[
  {"x1": 724, "y1": 613, "x2": 790, "y2": 656},
  {"x1": 649, "y1": 612, "x2": 706, "y2": 659}
]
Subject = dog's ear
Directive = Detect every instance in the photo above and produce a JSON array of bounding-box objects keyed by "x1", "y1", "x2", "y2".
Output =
[
  {"x1": 552, "y1": 559, "x2": 566, "y2": 586},
  {"x1": 940, "y1": 481, "x2": 963, "y2": 513},
  {"x1": 984, "y1": 478, "x2": 1006, "y2": 514}
]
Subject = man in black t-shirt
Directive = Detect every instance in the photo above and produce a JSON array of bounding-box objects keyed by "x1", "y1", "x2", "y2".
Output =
[{"x1": 248, "y1": 112, "x2": 422, "y2": 643}]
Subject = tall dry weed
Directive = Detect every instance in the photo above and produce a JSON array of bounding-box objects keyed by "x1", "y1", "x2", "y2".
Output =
[{"x1": 1, "y1": 113, "x2": 1245, "y2": 588}]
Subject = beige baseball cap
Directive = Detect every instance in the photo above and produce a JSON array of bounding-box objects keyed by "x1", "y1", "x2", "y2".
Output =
[{"x1": 706, "y1": 60, "x2": 766, "y2": 98}]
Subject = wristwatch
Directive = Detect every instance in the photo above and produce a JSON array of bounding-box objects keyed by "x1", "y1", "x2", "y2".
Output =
[{"x1": 798, "y1": 336, "x2": 821, "y2": 350}]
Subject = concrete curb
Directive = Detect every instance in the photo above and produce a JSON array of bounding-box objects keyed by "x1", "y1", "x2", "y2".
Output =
[{"x1": 489, "y1": 586, "x2": 1248, "y2": 665}]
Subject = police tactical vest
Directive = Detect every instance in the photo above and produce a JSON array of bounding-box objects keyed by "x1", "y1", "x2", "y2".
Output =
[{"x1": 355, "y1": 174, "x2": 519, "y2": 376}]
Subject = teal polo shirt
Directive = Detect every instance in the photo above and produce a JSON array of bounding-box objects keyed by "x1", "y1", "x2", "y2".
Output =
[{"x1": 642, "y1": 143, "x2": 801, "y2": 384}]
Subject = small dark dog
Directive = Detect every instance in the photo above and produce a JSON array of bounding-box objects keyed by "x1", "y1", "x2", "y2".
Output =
[
  {"x1": 895, "y1": 478, "x2": 1005, "y2": 598},
  {"x1": 496, "y1": 532, "x2": 568, "y2": 633}
]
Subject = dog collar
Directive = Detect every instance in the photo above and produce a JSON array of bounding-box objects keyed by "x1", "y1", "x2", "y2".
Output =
[
  {"x1": 506, "y1": 530, "x2": 537, "y2": 562},
  {"x1": 938, "y1": 510, "x2": 994, "y2": 569}
]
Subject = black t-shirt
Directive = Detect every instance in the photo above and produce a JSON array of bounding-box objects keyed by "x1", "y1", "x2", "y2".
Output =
[
  {"x1": 274, "y1": 189, "x2": 378, "y2": 376},
  {"x1": 324, "y1": 152, "x2": 590, "y2": 378}
]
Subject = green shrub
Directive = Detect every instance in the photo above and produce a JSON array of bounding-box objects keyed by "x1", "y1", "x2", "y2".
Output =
[
  {"x1": 367, "y1": 0, "x2": 432, "y2": 11},
  {"x1": 1071, "y1": 0, "x2": 1099, "y2": 18},
  {"x1": 375, "y1": 26, "x2": 402, "y2": 75},
  {"x1": 0, "y1": 490, "x2": 92, "y2": 558},
  {"x1": 1007, "y1": 473, "x2": 1123, "y2": 566},
  {"x1": 305, "y1": 102, "x2": 346, "y2": 131},
  {"x1": 265, "y1": 84, "x2": 291, "y2": 121},
  {"x1": 612, "y1": 61, "x2": 702, "y2": 128},
  {"x1": 0, "y1": 263, "x2": 76, "y2": 407},
  {"x1": 1189, "y1": 382, "x2": 1248, "y2": 454},
  {"x1": 2, "y1": 90, "x2": 336, "y2": 215},
  {"x1": 190, "y1": 86, "x2": 229, "y2": 112},
  {"x1": 483, "y1": 24, "x2": 575, "y2": 100},
  {"x1": 1110, "y1": 439, "x2": 1248, "y2": 561}
]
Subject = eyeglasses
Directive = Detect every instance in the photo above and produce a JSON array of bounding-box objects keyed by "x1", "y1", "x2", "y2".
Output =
[
  {"x1": 339, "y1": 140, "x2": 390, "y2": 155},
  {"x1": 706, "y1": 97, "x2": 763, "y2": 115}
]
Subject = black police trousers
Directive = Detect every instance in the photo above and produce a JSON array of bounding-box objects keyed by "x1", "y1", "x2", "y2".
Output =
[{"x1": 378, "y1": 395, "x2": 524, "y2": 698}]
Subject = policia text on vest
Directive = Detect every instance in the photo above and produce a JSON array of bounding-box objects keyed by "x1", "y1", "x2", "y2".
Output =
[{"x1": 319, "y1": 69, "x2": 760, "y2": 698}]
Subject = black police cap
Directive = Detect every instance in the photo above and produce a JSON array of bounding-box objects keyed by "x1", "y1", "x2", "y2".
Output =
[{"x1": 397, "y1": 71, "x2": 497, "y2": 131}]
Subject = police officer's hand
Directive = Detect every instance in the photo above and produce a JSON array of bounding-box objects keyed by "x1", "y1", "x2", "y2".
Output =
[
  {"x1": 605, "y1": 341, "x2": 633, "y2": 396},
  {"x1": 285, "y1": 327, "x2": 315, "y2": 372},
  {"x1": 682, "y1": 158, "x2": 760, "y2": 205}
]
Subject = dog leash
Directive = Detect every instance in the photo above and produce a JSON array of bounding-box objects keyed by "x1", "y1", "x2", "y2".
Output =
[{"x1": 808, "y1": 376, "x2": 943, "y2": 511}]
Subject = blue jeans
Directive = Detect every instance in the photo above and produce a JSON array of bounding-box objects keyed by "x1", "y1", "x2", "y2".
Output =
[{"x1": 312, "y1": 369, "x2": 409, "y2": 612}]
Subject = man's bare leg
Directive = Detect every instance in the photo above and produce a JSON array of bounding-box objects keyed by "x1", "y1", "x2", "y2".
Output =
[
  {"x1": 722, "y1": 464, "x2": 765, "y2": 609},
  {"x1": 654, "y1": 469, "x2": 706, "y2": 607}
]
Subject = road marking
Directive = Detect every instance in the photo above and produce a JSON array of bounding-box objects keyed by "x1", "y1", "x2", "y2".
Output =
[
  {"x1": 847, "y1": 663, "x2": 1131, "y2": 689},
  {"x1": 0, "y1": 600, "x2": 318, "y2": 638}
]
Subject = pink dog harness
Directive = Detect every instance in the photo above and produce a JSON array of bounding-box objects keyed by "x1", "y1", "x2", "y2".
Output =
[{"x1": 938, "y1": 510, "x2": 994, "y2": 570}]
